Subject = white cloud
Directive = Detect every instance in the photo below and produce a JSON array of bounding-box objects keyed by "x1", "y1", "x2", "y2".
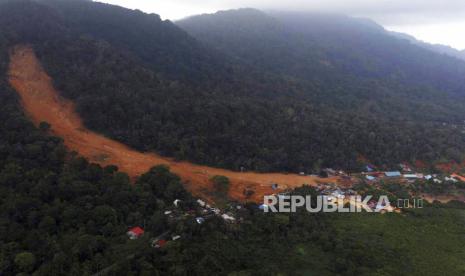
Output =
[
  {"x1": 97, "y1": 0, "x2": 465, "y2": 49},
  {"x1": 97, "y1": 0, "x2": 465, "y2": 23},
  {"x1": 387, "y1": 22, "x2": 465, "y2": 50}
]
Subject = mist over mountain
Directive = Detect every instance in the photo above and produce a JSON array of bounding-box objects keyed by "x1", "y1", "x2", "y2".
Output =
[
  {"x1": 179, "y1": 9, "x2": 465, "y2": 93},
  {"x1": 389, "y1": 30, "x2": 465, "y2": 61}
]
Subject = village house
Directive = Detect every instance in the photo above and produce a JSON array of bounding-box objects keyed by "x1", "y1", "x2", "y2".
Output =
[
  {"x1": 324, "y1": 168, "x2": 337, "y2": 176},
  {"x1": 403, "y1": 174, "x2": 418, "y2": 179},
  {"x1": 153, "y1": 239, "x2": 167, "y2": 249},
  {"x1": 385, "y1": 171, "x2": 401, "y2": 178},
  {"x1": 399, "y1": 163, "x2": 412, "y2": 172},
  {"x1": 127, "y1": 227, "x2": 144, "y2": 240},
  {"x1": 221, "y1": 213, "x2": 236, "y2": 222},
  {"x1": 211, "y1": 207, "x2": 221, "y2": 215},
  {"x1": 366, "y1": 175, "x2": 376, "y2": 181},
  {"x1": 338, "y1": 170, "x2": 347, "y2": 176},
  {"x1": 451, "y1": 173, "x2": 465, "y2": 182},
  {"x1": 197, "y1": 199, "x2": 206, "y2": 207},
  {"x1": 331, "y1": 189, "x2": 345, "y2": 199},
  {"x1": 445, "y1": 176, "x2": 458, "y2": 183},
  {"x1": 366, "y1": 165, "x2": 374, "y2": 172}
]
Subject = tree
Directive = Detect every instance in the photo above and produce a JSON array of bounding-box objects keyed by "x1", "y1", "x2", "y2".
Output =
[
  {"x1": 39, "y1": 121, "x2": 51, "y2": 132},
  {"x1": 38, "y1": 216, "x2": 57, "y2": 233},
  {"x1": 211, "y1": 175, "x2": 230, "y2": 195},
  {"x1": 14, "y1": 252, "x2": 36, "y2": 273}
]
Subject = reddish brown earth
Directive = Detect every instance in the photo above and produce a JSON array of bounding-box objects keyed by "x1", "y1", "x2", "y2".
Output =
[
  {"x1": 435, "y1": 161, "x2": 465, "y2": 173},
  {"x1": 422, "y1": 194, "x2": 465, "y2": 204},
  {"x1": 8, "y1": 45, "x2": 339, "y2": 203},
  {"x1": 451, "y1": 173, "x2": 465, "y2": 182}
]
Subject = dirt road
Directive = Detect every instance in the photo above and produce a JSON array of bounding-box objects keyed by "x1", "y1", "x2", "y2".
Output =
[{"x1": 8, "y1": 45, "x2": 339, "y2": 203}]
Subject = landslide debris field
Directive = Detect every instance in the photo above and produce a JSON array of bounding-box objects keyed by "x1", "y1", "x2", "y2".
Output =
[{"x1": 8, "y1": 45, "x2": 339, "y2": 203}]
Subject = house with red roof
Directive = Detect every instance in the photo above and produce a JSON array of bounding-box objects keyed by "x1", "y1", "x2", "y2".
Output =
[
  {"x1": 153, "y1": 239, "x2": 167, "y2": 249},
  {"x1": 127, "y1": 227, "x2": 144, "y2": 240}
]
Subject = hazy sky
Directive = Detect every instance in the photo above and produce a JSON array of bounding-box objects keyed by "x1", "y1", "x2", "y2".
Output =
[{"x1": 98, "y1": 0, "x2": 465, "y2": 50}]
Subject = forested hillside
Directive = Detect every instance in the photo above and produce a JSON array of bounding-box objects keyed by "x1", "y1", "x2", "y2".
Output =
[
  {"x1": 0, "y1": 25, "x2": 188, "y2": 273},
  {"x1": 179, "y1": 9, "x2": 465, "y2": 110},
  {"x1": 0, "y1": 80, "x2": 462, "y2": 274},
  {"x1": 2, "y1": 0, "x2": 465, "y2": 174},
  {"x1": 1, "y1": 1, "x2": 465, "y2": 275}
]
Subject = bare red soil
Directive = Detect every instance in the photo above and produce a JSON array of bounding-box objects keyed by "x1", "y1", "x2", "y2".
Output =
[
  {"x1": 435, "y1": 161, "x2": 465, "y2": 173},
  {"x1": 8, "y1": 45, "x2": 339, "y2": 203}
]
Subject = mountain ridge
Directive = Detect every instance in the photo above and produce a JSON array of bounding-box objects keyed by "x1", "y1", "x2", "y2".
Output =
[
  {"x1": 389, "y1": 30, "x2": 465, "y2": 61},
  {"x1": 2, "y1": 1, "x2": 465, "y2": 172}
]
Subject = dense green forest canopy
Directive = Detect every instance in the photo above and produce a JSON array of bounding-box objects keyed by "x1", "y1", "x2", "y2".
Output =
[
  {"x1": 179, "y1": 9, "x2": 465, "y2": 97},
  {"x1": 2, "y1": 0, "x2": 465, "y2": 174},
  {"x1": 0, "y1": 87, "x2": 463, "y2": 274}
]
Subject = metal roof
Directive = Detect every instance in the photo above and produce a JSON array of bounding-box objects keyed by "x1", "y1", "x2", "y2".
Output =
[{"x1": 385, "y1": 171, "x2": 401, "y2": 177}]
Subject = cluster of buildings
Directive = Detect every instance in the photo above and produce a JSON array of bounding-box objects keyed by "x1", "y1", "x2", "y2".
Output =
[
  {"x1": 297, "y1": 168, "x2": 351, "y2": 179},
  {"x1": 126, "y1": 164, "x2": 465, "y2": 248},
  {"x1": 315, "y1": 183, "x2": 357, "y2": 202},
  {"x1": 363, "y1": 164, "x2": 465, "y2": 184},
  {"x1": 126, "y1": 197, "x2": 242, "y2": 249},
  {"x1": 195, "y1": 199, "x2": 239, "y2": 223},
  {"x1": 316, "y1": 183, "x2": 399, "y2": 212}
]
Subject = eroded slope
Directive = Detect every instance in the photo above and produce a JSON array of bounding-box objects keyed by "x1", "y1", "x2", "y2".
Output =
[{"x1": 8, "y1": 45, "x2": 337, "y2": 203}]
